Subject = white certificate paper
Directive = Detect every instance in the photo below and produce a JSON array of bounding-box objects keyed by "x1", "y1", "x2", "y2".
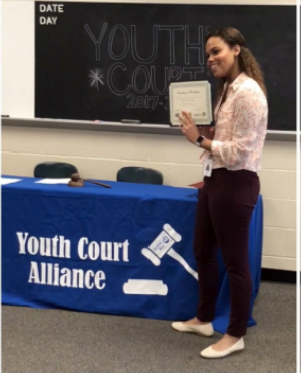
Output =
[{"x1": 169, "y1": 81, "x2": 213, "y2": 126}]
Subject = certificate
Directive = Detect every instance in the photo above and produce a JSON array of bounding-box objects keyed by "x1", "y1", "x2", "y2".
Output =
[{"x1": 169, "y1": 81, "x2": 213, "y2": 126}]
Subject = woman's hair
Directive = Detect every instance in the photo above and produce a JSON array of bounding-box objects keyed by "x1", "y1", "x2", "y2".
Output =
[{"x1": 205, "y1": 27, "x2": 267, "y2": 103}]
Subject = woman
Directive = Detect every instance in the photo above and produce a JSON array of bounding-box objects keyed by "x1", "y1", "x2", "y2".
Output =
[{"x1": 172, "y1": 27, "x2": 268, "y2": 359}]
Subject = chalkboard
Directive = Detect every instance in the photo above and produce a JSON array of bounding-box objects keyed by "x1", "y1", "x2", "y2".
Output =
[{"x1": 35, "y1": 2, "x2": 296, "y2": 131}]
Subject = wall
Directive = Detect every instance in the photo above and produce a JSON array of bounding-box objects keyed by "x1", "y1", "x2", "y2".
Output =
[{"x1": 1, "y1": 0, "x2": 297, "y2": 271}]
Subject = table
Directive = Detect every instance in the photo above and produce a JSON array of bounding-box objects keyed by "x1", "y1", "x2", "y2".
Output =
[{"x1": 2, "y1": 176, "x2": 263, "y2": 334}]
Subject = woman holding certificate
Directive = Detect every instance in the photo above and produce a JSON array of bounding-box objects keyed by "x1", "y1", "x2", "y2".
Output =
[{"x1": 172, "y1": 27, "x2": 268, "y2": 359}]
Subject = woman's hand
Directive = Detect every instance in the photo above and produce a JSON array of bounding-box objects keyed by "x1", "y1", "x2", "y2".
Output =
[
  {"x1": 179, "y1": 111, "x2": 200, "y2": 144},
  {"x1": 179, "y1": 111, "x2": 215, "y2": 143}
]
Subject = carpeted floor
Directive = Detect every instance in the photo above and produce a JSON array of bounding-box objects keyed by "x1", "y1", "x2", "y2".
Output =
[{"x1": 1, "y1": 281, "x2": 296, "y2": 373}]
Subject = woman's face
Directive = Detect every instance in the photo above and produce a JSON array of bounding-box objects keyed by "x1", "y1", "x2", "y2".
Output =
[{"x1": 205, "y1": 37, "x2": 239, "y2": 78}]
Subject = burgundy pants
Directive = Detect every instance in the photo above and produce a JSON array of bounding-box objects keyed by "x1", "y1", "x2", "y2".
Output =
[{"x1": 194, "y1": 168, "x2": 260, "y2": 337}]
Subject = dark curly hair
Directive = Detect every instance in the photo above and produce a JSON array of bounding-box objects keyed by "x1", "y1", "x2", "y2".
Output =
[{"x1": 206, "y1": 27, "x2": 267, "y2": 105}]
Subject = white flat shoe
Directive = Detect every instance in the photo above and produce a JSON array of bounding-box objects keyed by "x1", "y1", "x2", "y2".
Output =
[
  {"x1": 171, "y1": 322, "x2": 214, "y2": 337},
  {"x1": 200, "y1": 338, "x2": 244, "y2": 359}
]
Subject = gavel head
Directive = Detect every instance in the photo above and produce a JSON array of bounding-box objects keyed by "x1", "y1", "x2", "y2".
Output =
[
  {"x1": 68, "y1": 173, "x2": 84, "y2": 188},
  {"x1": 71, "y1": 173, "x2": 81, "y2": 182}
]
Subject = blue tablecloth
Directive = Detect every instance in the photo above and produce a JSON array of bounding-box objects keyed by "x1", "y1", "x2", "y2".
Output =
[{"x1": 2, "y1": 175, "x2": 263, "y2": 333}]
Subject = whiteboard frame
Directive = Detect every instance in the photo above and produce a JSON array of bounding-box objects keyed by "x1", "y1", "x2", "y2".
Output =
[{"x1": 2, "y1": 117, "x2": 297, "y2": 141}]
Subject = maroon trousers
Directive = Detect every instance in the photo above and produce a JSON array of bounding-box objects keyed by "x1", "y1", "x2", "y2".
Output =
[{"x1": 194, "y1": 168, "x2": 260, "y2": 337}]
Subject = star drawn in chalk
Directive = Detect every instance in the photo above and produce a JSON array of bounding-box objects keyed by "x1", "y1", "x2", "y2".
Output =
[{"x1": 88, "y1": 68, "x2": 105, "y2": 90}]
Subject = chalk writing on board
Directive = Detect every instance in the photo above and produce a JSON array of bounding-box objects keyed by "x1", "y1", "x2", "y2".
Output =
[
  {"x1": 85, "y1": 24, "x2": 205, "y2": 65},
  {"x1": 88, "y1": 68, "x2": 105, "y2": 90},
  {"x1": 85, "y1": 23, "x2": 206, "y2": 111},
  {"x1": 84, "y1": 24, "x2": 108, "y2": 61}
]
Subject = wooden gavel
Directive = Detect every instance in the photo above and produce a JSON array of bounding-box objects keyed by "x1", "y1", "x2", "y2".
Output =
[{"x1": 68, "y1": 173, "x2": 111, "y2": 188}]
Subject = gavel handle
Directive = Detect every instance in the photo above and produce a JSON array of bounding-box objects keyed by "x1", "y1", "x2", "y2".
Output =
[
  {"x1": 167, "y1": 248, "x2": 198, "y2": 280},
  {"x1": 83, "y1": 179, "x2": 111, "y2": 188}
]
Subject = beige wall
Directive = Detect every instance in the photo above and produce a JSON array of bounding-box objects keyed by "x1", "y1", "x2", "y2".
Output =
[{"x1": 2, "y1": 126, "x2": 297, "y2": 271}]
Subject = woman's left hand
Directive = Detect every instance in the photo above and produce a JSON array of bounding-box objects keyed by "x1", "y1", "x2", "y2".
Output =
[{"x1": 179, "y1": 111, "x2": 200, "y2": 144}]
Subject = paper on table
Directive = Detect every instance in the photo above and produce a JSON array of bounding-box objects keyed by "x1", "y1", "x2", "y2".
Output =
[
  {"x1": 0, "y1": 178, "x2": 22, "y2": 185},
  {"x1": 35, "y1": 178, "x2": 70, "y2": 184}
]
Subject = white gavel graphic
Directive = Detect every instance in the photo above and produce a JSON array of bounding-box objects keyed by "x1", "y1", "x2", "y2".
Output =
[{"x1": 141, "y1": 224, "x2": 198, "y2": 280}]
